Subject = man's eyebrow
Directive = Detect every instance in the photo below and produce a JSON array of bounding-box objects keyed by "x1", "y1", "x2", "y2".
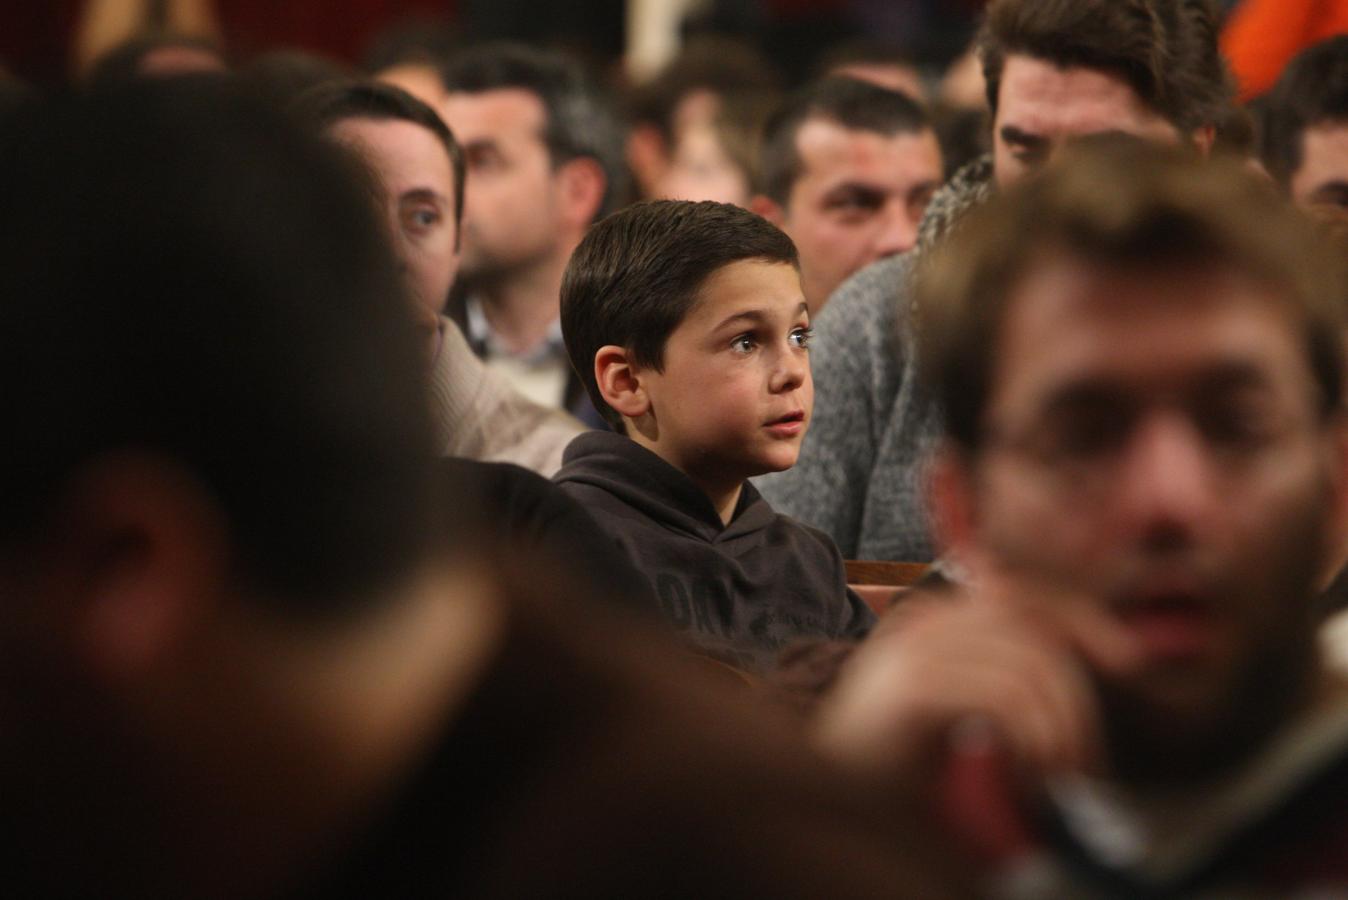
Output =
[
  {"x1": 1191, "y1": 361, "x2": 1278, "y2": 396},
  {"x1": 1000, "y1": 125, "x2": 1047, "y2": 150},
  {"x1": 398, "y1": 187, "x2": 449, "y2": 206},
  {"x1": 820, "y1": 182, "x2": 886, "y2": 203},
  {"x1": 906, "y1": 179, "x2": 940, "y2": 201},
  {"x1": 713, "y1": 301, "x2": 810, "y2": 331},
  {"x1": 462, "y1": 137, "x2": 501, "y2": 155},
  {"x1": 1310, "y1": 180, "x2": 1348, "y2": 206},
  {"x1": 1038, "y1": 363, "x2": 1277, "y2": 415}
]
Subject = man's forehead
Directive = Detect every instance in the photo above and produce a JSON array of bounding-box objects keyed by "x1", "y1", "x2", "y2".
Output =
[
  {"x1": 995, "y1": 55, "x2": 1173, "y2": 141},
  {"x1": 793, "y1": 118, "x2": 938, "y2": 182},
  {"x1": 993, "y1": 256, "x2": 1310, "y2": 404},
  {"x1": 441, "y1": 87, "x2": 546, "y2": 140},
  {"x1": 1292, "y1": 122, "x2": 1348, "y2": 200},
  {"x1": 329, "y1": 117, "x2": 454, "y2": 190}
]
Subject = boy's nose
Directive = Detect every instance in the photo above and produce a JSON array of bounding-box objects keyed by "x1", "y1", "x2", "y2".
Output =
[{"x1": 771, "y1": 346, "x2": 808, "y2": 393}]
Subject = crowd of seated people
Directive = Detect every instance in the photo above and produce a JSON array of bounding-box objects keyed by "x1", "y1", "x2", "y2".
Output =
[{"x1": 6, "y1": 0, "x2": 1348, "y2": 896}]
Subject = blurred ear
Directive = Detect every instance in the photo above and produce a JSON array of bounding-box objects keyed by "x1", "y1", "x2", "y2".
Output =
[
  {"x1": 750, "y1": 194, "x2": 785, "y2": 226},
  {"x1": 557, "y1": 156, "x2": 607, "y2": 231},
  {"x1": 1191, "y1": 125, "x2": 1216, "y2": 158},
  {"x1": 626, "y1": 124, "x2": 669, "y2": 199},
  {"x1": 45, "y1": 453, "x2": 228, "y2": 684},
  {"x1": 928, "y1": 444, "x2": 980, "y2": 561},
  {"x1": 1319, "y1": 417, "x2": 1348, "y2": 589},
  {"x1": 595, "y1": 344, "x2": 649, "y2": 421}
]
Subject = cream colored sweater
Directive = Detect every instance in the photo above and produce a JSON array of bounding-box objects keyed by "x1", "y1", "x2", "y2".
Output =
[{"x1": 429, "y1": 318, "x2": 587, "y2": 476}]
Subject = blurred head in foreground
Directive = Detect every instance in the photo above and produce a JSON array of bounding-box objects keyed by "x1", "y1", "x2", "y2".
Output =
[
  {"x1": 0, "y1": 79, "x2": 457, "y2": 895},
  {"x1": 921, "y1": 138, "x2": 1348, "y2": 785}
]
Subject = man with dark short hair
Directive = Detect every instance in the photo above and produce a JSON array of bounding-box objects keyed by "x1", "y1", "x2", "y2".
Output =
[
  {"x1": 299, "y1": 79, "x2": 584, "y2": 475},
  {"x1": 821, "y1": 140, "x2": 1348, "y2": 896},
  {"x1": 0, "y1": 78, "x2": 961, "y2": 900},
  {"x1": 440, "y1": 43, "x2": 625, "y2": 426},
  {"x1": 757, "y1": 0, "x2": 1233, "y2": 562},
  {"x1": 751, "y1": 77, "x2": 943, "y2": 313},
  {"x1": 1263, "y1": 35, "x2": 1348, "y2": 215}
]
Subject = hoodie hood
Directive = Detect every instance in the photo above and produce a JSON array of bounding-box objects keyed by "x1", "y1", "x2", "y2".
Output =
[{"x1": 554, "y1": 431, "x2": 776, "y2": 545}]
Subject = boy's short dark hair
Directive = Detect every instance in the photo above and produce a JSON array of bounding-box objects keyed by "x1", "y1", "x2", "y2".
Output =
[
  {"x1": 1262, "y1": 36, "x2": 1348, "y2": 186},
  {"x1": 0, "y1": 79, "x2": 435, "y2": 612},
  {"x1": 917, "y1": 137, "x2": 1345, "y2": 454},
  {"x1": 978, "y1": 0, "x2": 1231, "y2": 135},
  {"x1": 758, "y1": 77, "x2": 932, "y2": 207},
  {"x1": 441, "y1": 42, "x2": 626, "y2": 219},
  {"x1": 561, "y1": 200, "x2": 798, "y2": 430},
  {"x1": 297, "y1": 79, "x2": 466, "y2": 237}
]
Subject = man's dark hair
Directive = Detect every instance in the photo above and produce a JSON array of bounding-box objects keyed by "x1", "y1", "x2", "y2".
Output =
[
  {"x1": 297, "y1": 79, "x2": 466, "y2": 238},
  {"x1": 625, "y1": 35, "x2": 783, "y2": 141},
  {"x1": 561, "y1": 200, "x2": 798, "y2": 430},
  {"x1": 0, "y1": 79, "x2": 435, "y2": 611},
  {"x1": 978, "y1": 0, "x2": 1232, "y2": 135},
  {"x1": 238, "y1": 49, "x2": 350, "y2": 108},
  {"x1": 1262, "y1": 36, "x2": 1348, "y2": 186},
  {"x1": 362, "y1": 16, "x2": 462, "y2": 74},
  {"x1": 758, "y1": 77, "x2": 932, "y2": 207},
  {"x1": 813, "y1": 39, "x2": 921, "y2": 83},
  {"x1": 440, "y1": 41, "x2": 626, "y2": 218},
  {"x1": 917, "y1": 137, "x2": 1345, "y2": 454}
]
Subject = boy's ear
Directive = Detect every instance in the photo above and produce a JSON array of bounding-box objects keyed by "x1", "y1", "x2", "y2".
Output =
[
  {"x1": 1191, "y1": 124, "x2": 1216, "y2": 158},
  {"x1": 595, "y1": 344, "x2": 650, "y2": 420},
  {"x1": 750, "y1": 194, "x2": 785, "y2": 227}
]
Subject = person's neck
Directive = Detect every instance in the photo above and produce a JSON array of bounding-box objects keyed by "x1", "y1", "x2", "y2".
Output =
[
  {"x1": 122, "y1": 559, "x2": 505, "y2": 899},
  {"x1": 475, "y1": 244, "x2": 574, "y2": 356},
  {"x1": 628, "y1": 427, "x2": 744, "y2": 526},
  {"x1": 705, "y1": 480, "x2": 745, "y2": 527}
]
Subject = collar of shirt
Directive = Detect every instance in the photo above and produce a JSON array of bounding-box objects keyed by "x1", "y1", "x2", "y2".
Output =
[{"x1": 465, "y1": 294, "x2": 567, "y2": 366}]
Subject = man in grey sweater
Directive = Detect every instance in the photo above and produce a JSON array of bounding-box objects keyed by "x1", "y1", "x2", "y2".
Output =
[{"x1": 757, "y1": 0, "x2": 1233, "y2": 561}]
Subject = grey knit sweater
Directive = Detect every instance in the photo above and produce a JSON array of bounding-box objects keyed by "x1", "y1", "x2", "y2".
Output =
[{"x1": 755, "y1": 156, "x2": 995, "y2": 561}]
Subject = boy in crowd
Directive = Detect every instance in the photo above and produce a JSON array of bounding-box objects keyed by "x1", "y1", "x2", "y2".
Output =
[
  {"x1": 554, "y1": 201, "x2": 875, "y2": 672},
  {"x1": 1, "y1": 79, "x2": 960, "y2": 899}
]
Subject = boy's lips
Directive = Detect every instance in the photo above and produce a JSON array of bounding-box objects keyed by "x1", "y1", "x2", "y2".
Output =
[{"x1": 765, "y1": 410, "x2": 806, "y2": 436}]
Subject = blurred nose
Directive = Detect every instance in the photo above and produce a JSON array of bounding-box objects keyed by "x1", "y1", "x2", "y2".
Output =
[
  {"x1": 1115, "y1": 413, "x2": 1215, "y2": 551},
  {"x1": 872, "y1": 204, "x2": 921, "y2": 260}
]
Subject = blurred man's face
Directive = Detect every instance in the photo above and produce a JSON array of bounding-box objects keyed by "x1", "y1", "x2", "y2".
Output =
[
  {"x1": 777, "y1": 118, "x2": 942, "y2": 310},
  {"x1": 441, "y1": 88, "x2": 566, "y2": 282},
  {"x1": 659, "y1": 124, "x2": 750, "y2": 206},
  {"x1": 993, "y1": 55, "x2": 1180, "y2": 187},
  {"x1": 957, "y1": 255, "x2": 1344, "y2": 782},
  {"x1": 331, "y1": 117, "x2": 459, "y2": 316},
  {"x1": 1290, "y1": 122, "x2": 1348, "y2": 213}
]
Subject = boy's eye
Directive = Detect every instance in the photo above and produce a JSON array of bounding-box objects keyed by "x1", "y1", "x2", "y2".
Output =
[
  {"x1": 731, "y1": 334, "x2": 757, "y2": 353},
  {"x1": 790, "y1": 326, "x2": 813, "y2": 349}
]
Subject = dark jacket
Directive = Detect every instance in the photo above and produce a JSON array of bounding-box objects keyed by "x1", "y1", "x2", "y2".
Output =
[{"x1": 554, "y1": 432, "x2": 875, "y2": 672}]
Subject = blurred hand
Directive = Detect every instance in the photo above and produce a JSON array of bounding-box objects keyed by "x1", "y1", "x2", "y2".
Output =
[{"x1": 815, "y1": 563, "x2": 1143, "y2": 792}]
